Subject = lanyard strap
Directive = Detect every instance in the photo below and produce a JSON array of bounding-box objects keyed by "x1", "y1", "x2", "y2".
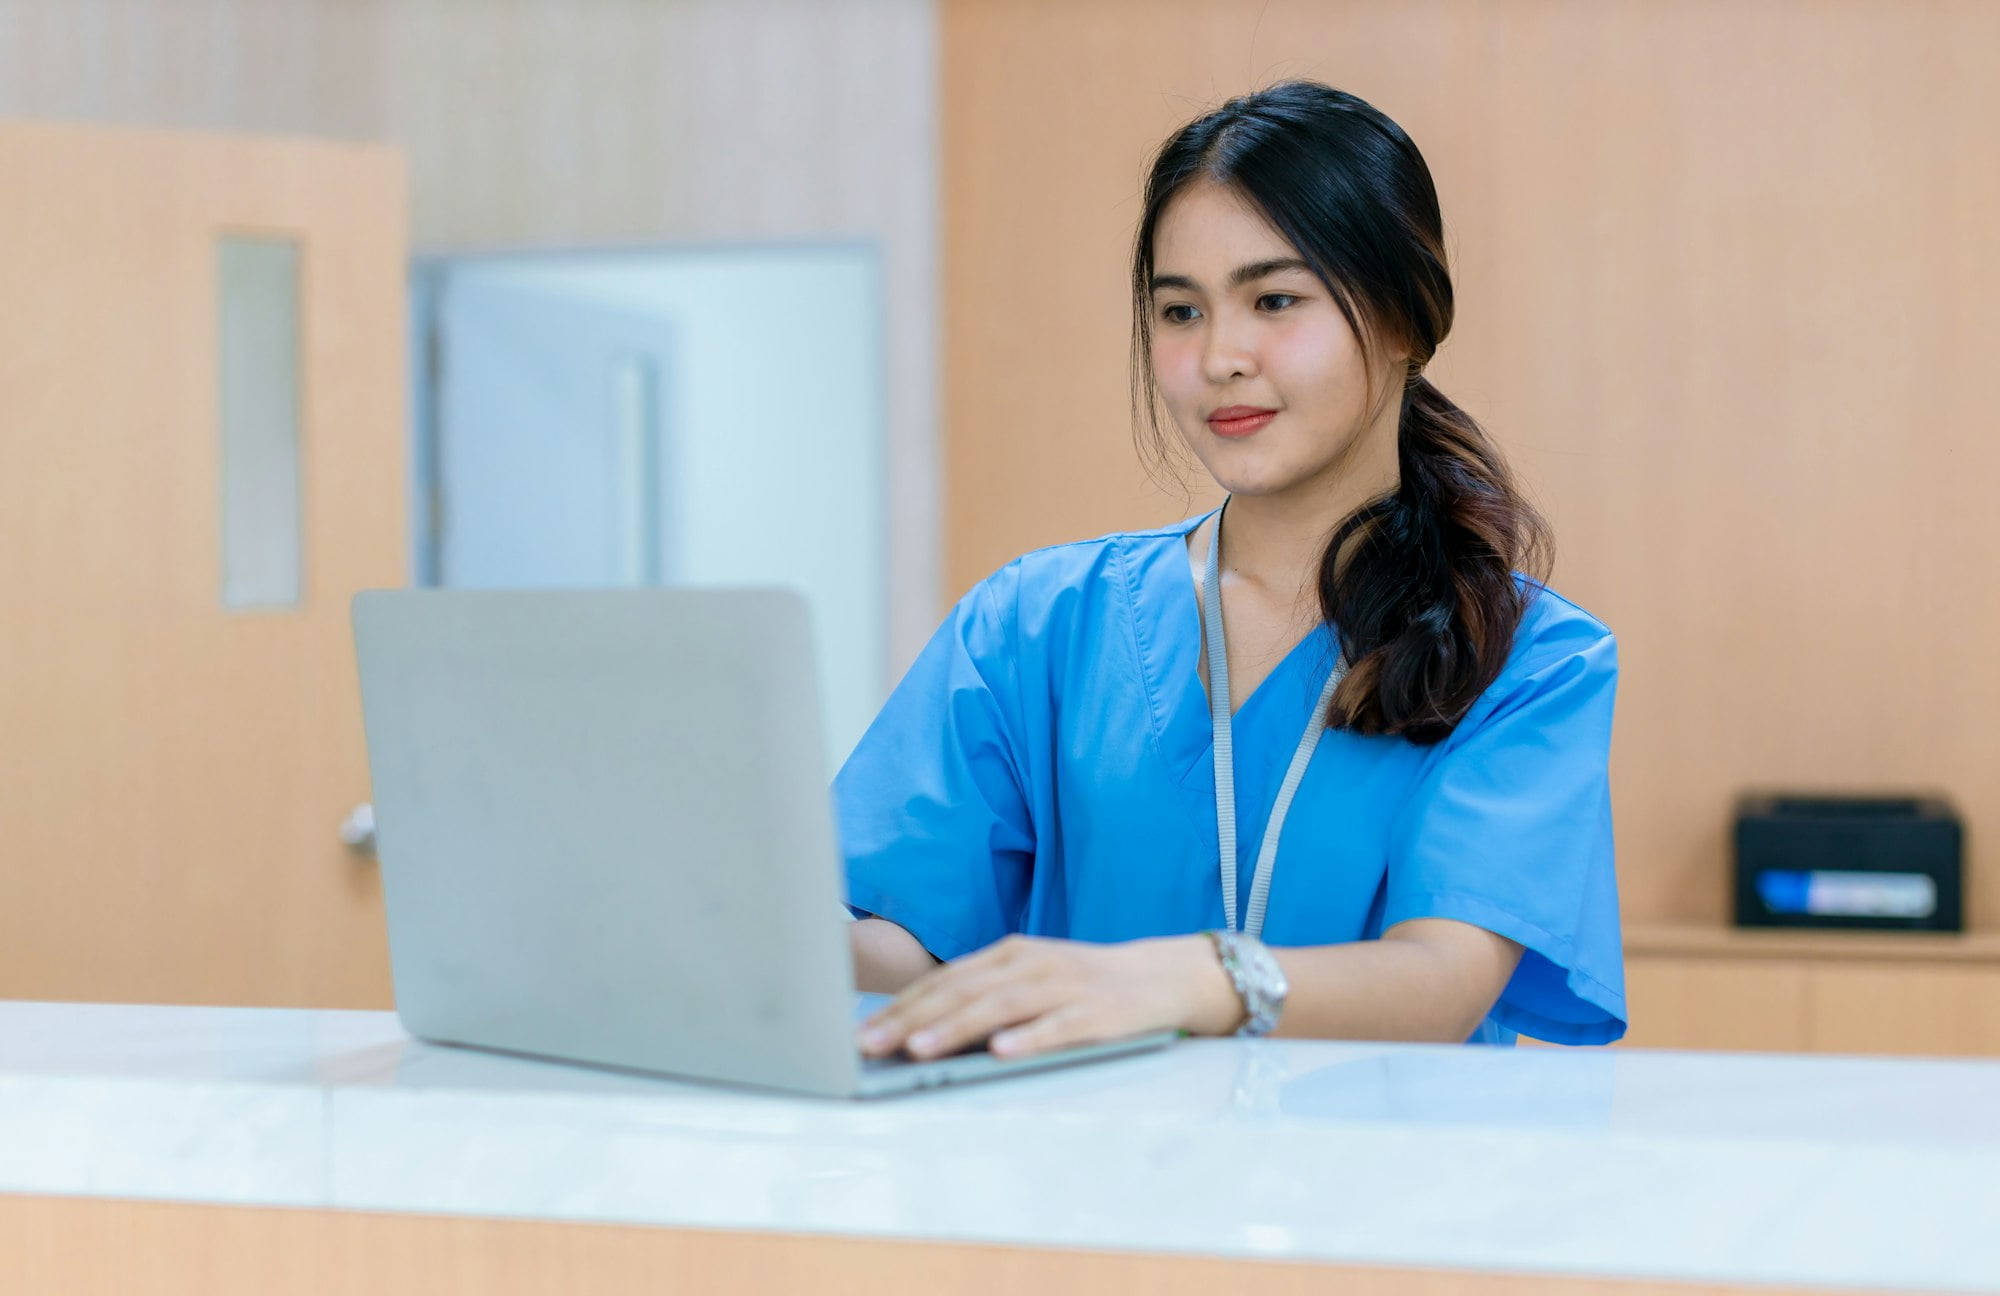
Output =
[{"x1": 1202, "y1": 498, "x2": 1346, "y2": 939}]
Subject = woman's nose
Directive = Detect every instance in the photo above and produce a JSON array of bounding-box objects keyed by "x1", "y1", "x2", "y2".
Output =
[{"x1": 1201, "y1": 320, "x2": 1258, "y2": 383}]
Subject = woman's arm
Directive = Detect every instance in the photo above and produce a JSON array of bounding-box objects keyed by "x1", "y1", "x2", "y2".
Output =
[
  {"x1": 1181, "y1": 919, "x2": 1527, "y2": 1043},
  {"x1": 849, "y1": 916, "x2": 943, "y2": 995},
  {"x1": 856, "y1": 918, "x2": 1527, "y2": 1060}
]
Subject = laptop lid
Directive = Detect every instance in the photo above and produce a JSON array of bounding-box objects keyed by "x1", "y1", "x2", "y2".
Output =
[{"x1": 351, "y1": 587, "x2": 867, "y2": 1096}]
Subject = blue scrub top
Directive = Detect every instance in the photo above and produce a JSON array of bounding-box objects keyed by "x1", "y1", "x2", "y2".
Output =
[{"x1": 834, "y1": 509, "x2": 1628, "y2": 1047}]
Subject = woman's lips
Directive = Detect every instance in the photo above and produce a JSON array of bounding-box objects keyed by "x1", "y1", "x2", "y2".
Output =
[{"x1": 1208, "y1": 409, "x2": 1277, "y2": 438}]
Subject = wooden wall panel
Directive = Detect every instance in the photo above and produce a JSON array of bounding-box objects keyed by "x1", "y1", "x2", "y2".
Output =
[{"x1": 940, "y1": 0, "x2": 2000, "y2": 931}]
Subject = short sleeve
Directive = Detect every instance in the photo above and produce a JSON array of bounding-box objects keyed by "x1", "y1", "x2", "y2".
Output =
[
  {"x1": 1380, "y1": 617, "x2": 1627, "y2": 1045},
  {"x1": 831, "y1": 570, "x2": 1035, "y2": 963}
]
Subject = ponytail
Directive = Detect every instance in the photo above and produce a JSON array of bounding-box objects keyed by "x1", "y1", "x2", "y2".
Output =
[{"x1": 1318, "y1": 374, "x2": 1552, "y2": 745}]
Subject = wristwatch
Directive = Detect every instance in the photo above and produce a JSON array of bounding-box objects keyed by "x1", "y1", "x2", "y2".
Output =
[{"x1": 1203, "y1": 928, "x2": 1289, "y2": 1036}]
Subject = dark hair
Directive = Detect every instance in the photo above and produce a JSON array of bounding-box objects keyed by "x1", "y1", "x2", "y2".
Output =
[{"x1": 1129, "y1": 80, "x2": 1553, "y2": 746}]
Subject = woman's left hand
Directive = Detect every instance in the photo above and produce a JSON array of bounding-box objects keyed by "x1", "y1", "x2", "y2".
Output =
[{"x1": 856, "y1": 932, "x2": 1243, "y2": 1061}]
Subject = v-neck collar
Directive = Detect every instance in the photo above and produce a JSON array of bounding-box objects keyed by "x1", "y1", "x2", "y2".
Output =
[{"x1": 1129, "y1": 509, "x2": 1342, "y2": 786}]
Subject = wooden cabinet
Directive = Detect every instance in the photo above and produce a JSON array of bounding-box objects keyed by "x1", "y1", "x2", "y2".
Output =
[
  {"x1": 1581, "y1": 926, "x2": 2000, "y2": 1057},
  {"x1": 1620, "y1": 956, "x2": 1809, "y2": 1052},
  {"x1": 1808, "y1": 964, "x2": 2000, "y2": 1057}
]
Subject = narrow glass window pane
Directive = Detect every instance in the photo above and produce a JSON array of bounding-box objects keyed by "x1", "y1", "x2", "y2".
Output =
[{"x1": 218, "y1": 236, "x2": 303, "y2": 608}]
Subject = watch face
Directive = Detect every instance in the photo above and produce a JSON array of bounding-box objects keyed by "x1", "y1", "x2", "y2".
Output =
[
  {"x1": 1245, "y1": 941, "x2": 1286, "y2": 989},
  {"x1": 1215, "y1": 932, "x2": 1288, "y2": 1035},
  {"x1": 1243, "y1": 942, "x2": 1287, "y2": 1015}
]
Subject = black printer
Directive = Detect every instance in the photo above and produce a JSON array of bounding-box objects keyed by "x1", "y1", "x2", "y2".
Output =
[{"x1": 1733, "y1": 794, "x2": 1964, "y2": 932}]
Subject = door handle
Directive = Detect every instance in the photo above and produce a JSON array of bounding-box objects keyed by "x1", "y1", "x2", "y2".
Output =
[{"x1": 340, "y1": 802, "x2": 377, "y2": 857}]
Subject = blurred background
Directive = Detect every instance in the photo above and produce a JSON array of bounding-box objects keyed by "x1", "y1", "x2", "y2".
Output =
[{"x1": 1, "y1": 0, "x2": 1995, "y2": 1054}]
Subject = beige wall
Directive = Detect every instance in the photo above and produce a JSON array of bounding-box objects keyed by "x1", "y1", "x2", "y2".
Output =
[
  {"x1": 941, "y1": 0, "x2": 2000, "y2": 929},
  {"x1": 0, "y1": 0, "x2": 943, "y2": 675}
]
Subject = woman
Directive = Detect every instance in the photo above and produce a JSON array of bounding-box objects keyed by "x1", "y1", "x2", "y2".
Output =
[{"x1": 842, "y1": 80, "x2": 1625, "y2": 1060}]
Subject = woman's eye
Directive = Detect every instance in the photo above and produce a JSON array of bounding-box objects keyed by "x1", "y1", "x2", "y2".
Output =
[
  {"x1": 1161, "y1": 303, "x2": 1197, "y2": 324},
  {"x1": 1259, "y1": 293, "x2": 1299, "y2": 311}
]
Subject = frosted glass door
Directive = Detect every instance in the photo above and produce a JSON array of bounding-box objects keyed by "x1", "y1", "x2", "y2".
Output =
[{"x1": 434, "y1": 276, "x2": 678, "y2": 588}]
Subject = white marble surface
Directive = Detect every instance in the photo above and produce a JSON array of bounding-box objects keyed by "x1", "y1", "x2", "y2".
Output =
[{"x1": 4, "y1": 1001, "x2": 2000, "y2": 1291}]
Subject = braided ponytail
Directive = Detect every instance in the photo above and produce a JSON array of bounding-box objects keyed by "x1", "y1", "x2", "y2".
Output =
[{"x1": 1319, "y1": 373, "x2": 1551, "y2": 743}]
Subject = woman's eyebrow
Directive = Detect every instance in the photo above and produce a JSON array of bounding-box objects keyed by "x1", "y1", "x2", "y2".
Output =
[{"x1": 1149, "y1": 257, "x2": 1312, "y2": 293}]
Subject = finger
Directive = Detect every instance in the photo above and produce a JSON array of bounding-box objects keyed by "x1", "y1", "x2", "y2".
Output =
[
  {"x1": 900, "y1": 974, "x2": 1063, "y2": 1060},
  {"x1": 857, "y1": 962, "x2": 991, "y2": 1055},
  {"x1": 988, "y1": 1002, "x2": 1106, "y2": 1060},
  {"x1": 859, "y1": 963, "x2": 949, "y2": 1038},
  {"x1": 859, "y1": 944, "x2": 1049, "y2": 1055},
  {"x1": 859, "y1": 962, "x2": 1036, "y2": 1057},
  {"x1": 859, "y1": 937, "x2": 1016, "y2": 1029}
]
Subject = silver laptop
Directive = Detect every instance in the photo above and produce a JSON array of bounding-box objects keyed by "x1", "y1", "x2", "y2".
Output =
[{"x1": 349, "y1": 587, "x2": 1178, "y2": 1099}]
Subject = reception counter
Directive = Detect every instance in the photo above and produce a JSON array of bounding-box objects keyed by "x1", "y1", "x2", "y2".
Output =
[{"x1": 3, "y1": 999, "x2": 1998, "y2": 1294}]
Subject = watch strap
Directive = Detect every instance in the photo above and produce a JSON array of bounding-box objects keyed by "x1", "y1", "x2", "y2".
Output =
[{"x1": 1204, "y1": 928, "x2": 1286, "y2": 1036}]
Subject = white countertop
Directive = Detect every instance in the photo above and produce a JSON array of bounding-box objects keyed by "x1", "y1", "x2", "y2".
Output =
[{"x1": 4, "y1": 1001, "x2": 1999, "y2": 1292}]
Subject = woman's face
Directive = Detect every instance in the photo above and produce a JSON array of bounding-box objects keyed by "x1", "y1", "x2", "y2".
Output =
[{"x1": 1147, "y1": 179, "x2": 1403, "y2": 500}]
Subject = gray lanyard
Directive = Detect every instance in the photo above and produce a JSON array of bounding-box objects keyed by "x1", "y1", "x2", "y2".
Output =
[{"x1": 1202, "y1": 498, "x2": 1346, "y2": 939}]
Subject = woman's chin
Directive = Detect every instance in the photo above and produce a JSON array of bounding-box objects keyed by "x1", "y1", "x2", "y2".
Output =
[
  {"x1": 1201, "y1": 461, "x2": 1313, "y2": 499},
  {"x1": 1178, "y1": 434, "x2": 1334, "y2": 500}
]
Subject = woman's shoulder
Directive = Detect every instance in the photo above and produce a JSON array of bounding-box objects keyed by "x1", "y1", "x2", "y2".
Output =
[
  {"x1": 1405, "y1": 577, "x2": 1619, "y2": 752},
  {"x1": 1501, "y1": 573, "x2": 1618, "y2": 686},
  {"x1": 968, "y1": 514, "x2": 1205, "y2": 605},
  {"x1": 930, "y1": 516, "x2": 1206, "y2": 669},
  {"x1": 1511, "y1": 574, "x2": 1613, "y2": 639}
]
